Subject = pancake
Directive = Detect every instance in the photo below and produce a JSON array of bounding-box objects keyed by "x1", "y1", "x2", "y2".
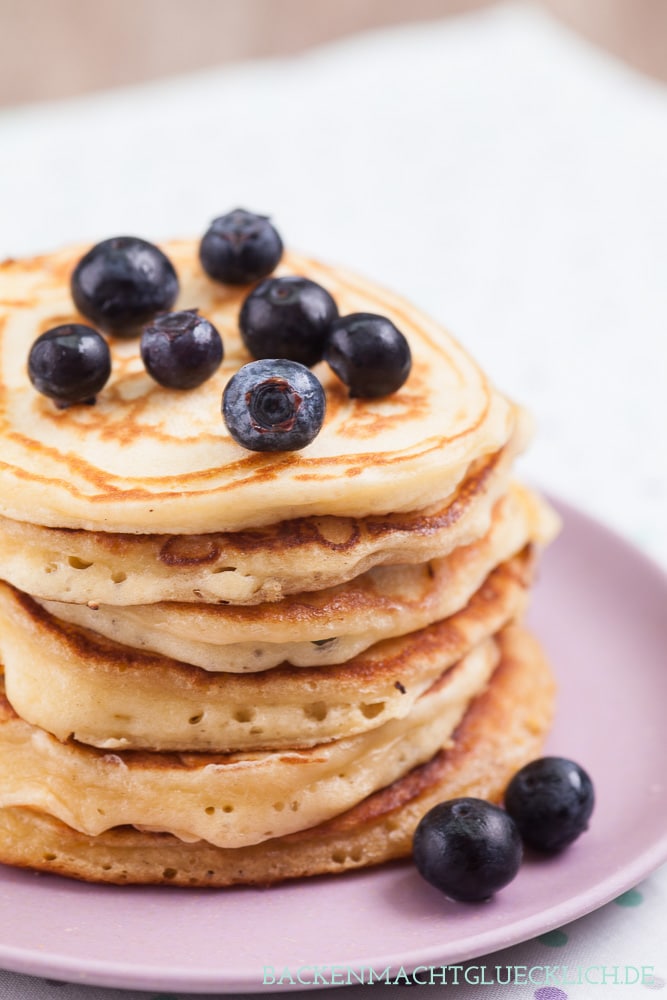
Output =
[
  {"x1": 0, "y1": 550, "x2": 533, "y2": 751},
  {"x1": 0, "y1": 425, "x2": 528, "y2": 606},
  {"x1": 0, "y1": 638, "x2": 498, "y2": 850},
  {"x1": 0, "y1": 627, "x2": 555, "y2": 885},
  {"x1": 39, "y1": 483, "x2": 559, "y2": 671},
  {"x1": 0, "y1": 243, "x2": 517, "y2": 534}
]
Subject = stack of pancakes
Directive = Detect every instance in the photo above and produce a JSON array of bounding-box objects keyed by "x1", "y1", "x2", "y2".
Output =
[{"x1": 0, "y1": 241, "x2": 558, "y2": 885}]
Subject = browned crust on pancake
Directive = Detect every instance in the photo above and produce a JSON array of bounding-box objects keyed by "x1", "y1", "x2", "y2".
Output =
[
  {"x1": 0, "y1": 626, "x2": 555, "y2": 885},
  {"x1": 0, "y1": 441, "x2": 507, "y2": 558},
  {"x1": 1, "y1": 549, "x2": 533, "y2": 701}
]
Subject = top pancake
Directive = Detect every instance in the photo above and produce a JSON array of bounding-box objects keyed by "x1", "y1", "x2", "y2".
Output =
[{"x1": 0, "y1": 242, "x2": 516, "y2": 533}]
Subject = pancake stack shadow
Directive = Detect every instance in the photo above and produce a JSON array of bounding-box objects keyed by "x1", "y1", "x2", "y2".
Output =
[{"x1": 0, "y1": 242, "x2": 559, "y2": 885}]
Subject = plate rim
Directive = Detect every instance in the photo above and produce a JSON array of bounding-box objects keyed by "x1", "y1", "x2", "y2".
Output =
[{"x1": 1, "y1": 852, "x2": 666, "y2": 993}]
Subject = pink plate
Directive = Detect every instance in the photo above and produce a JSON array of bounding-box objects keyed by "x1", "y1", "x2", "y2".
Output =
[{"x1": 0, "y1": 496, "x2": 666, "y2": 993}]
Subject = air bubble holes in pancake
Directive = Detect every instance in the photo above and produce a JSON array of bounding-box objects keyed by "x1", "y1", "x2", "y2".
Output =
[
  {"x1": 188, "y1": 712, "x2": 204, "y2": 725},
  {"x1": 330, "y1": 847, "x2": 363, "y2": 865},
  {"x1": 67, "y1": 556, "x2": 92, "y2": 570},
  {"x1": 303, "y1": 702, "x2": 328, "y2": 722},
  {"x1": 111, "y1": 571, "x2": 127, "y2": 584},
  {"x1": 360, "y1": 701, "x2": 385, "y2": 720},
  {"x1": 233, "y1": 707, "x2": 256, "y2": 724},
  {"x1": 44, "y1": 562, "x2": 58, "y2": 574}
]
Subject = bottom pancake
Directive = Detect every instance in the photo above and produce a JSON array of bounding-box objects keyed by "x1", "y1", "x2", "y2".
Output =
[{"x1": 0, "y1": 626, "x2": 555, "y2": 886}]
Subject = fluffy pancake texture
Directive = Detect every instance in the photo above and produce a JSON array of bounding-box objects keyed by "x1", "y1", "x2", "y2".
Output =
[
  {"x1": 0, "y1": 626, "x2": 555, "y2": 885},
  {"x1": 0, "y1": 244, "x2": 517, "y2": 534},
  {"x1": 0, "y1": 638, "x2": 499, "y2": 849},
  {"x1": 0, "y1": 429, "x2": 526, "y2": 606},
  {"x1": 0, "y1": 236, "x2": 559, "y2": 888},
  {"x1": 0, "y1": 550, "x2": 533, "y2": 751},
  {"x1": 38, "y1": 483, "x2": 558, "y2": 671}
]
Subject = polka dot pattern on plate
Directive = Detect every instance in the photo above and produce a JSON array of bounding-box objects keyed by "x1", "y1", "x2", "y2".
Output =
[
  {"x1": 538, "y1": 929, "x2": 569, "y2": 947},
  {"x1": 614, "y1": 887, "x2": 643, "y2": 907}
]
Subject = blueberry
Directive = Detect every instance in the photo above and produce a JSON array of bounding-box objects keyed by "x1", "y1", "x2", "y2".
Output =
[
  {"x1": 222, "y1": 359, "x2": 325, "y2": 452},
  {"x1": 28, "y1": 324, "x2": 111, "y2": 407},
  {"x1": 504, "y1": 757, "x2": 594, "y2": 853},
  {"x1": 239, "y1": 276, "x2": 338, "y2": 367},
  {"x1": 413, "y1": 798, "x2": 523, "y2": 902},
  {"x1": 140, "y1": 309, "x2": 223, "y2": 390},
  {"x1": 71, "y1": 236, "x2": 179, "y2": 337},
  {"x1": 324, "y1": 313, "x2": 411, "y2": 397},
  {"x1": 199, "y1": 209, "x2": 283, "y2": 285}
]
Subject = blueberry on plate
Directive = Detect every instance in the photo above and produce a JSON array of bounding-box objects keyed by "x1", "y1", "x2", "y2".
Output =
[
  {"x1": 28, "y1": 324, "x2": 111, "y2": 407},
  {"x1": 199, "y1": 209, "x2": 283, "y2": 285},
  {"x1": 504, "y1": 757, "x2": 595, "y2": 852},
  {"x1": 324, "y1": 313, "x2": 411, "y2": 398},
  {"x1": 413, "y1": 798, "x2": 523, "y2": 902},
  {"x1": 71, "y1": 236, "x2": 179, "y2": 337},
  {"x1": 222, "y1": 359, "x2": 325, "y2": 452},
  {"x1": 140, "y1": 309, "x2": 223, "y2": 390},
  {"x1": 239, "y1": 276, "x2": 338, "y2": 368}
]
